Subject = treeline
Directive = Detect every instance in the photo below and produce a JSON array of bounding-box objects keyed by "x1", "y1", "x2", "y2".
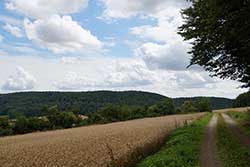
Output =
[
  {"x1": 88, "y1": 97, "x2": 211, "y2": 124},
  {"x1": 0, "y1": 97, "x2": 211, "y2": 137},
  {"x1": 0, "y1": 106, "x2": 86, "y2": 136},
  {"x1": 233, "y1": 91, "x2": 250, "y2": 107},
  {"x1": 174, "y1": 97, "x2": 232, "y2": 110},
  {"x1": 0, "y1": 91, "x2": 165, "y2": 117},
  {"x1": 0, "y1": 91, "x2": 232, "y2": 118}
]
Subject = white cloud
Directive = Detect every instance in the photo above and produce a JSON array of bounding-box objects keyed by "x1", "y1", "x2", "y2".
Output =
[
  {"x1": 103, "y1": 62, "x2": 153, "y2": 87},
  {"x1": 2, "y1": 23, "x2": 23, "y2": 38},
  {"x1": 0, "y1": 54, "x2": 247, "y2": 98},
  {"x1": 0, "y1": 34, "x2": 3, "y2": 42},
  {"x1": 0, "y1": 15, "x2": 22, "y2": 26},
  {"x1": 53, "y1": 72, "x2": 96, "y2": 90},
  {"x1": 24, "y1": 15, "x2": 102, "y2": 54},
  {"x1": 130, "y1": 7, "x2": 184, "y2": 43},
  {"x1": 2, "y1": 67, "x2": 36, "y2": 91},
  {"x1": 6, "y1": 0, "x2": 89, "y2": 19},
  {"x1": 174, "y1": 71, "x2": 216, "y2": 89},
  {"x1": 134, "y1": 42, "x2": 190, "y2": 71},
  {"x1": 100, "y1": 0, "x2": 189, "y2": 19}
]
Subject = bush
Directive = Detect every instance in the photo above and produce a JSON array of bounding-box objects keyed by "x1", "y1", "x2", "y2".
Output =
[
  {"x1": 233, "y1": 91, "x2": 250, "y2": 107},
  {"x1": 0, "y1": 128, "x2": 13, "y2": 136},
  {"x1": 180, "y1": 101, "x2": 198, "y2": 113},
  {"x1": 194, "y1": 97, "x2": 212, "y2": 112}
]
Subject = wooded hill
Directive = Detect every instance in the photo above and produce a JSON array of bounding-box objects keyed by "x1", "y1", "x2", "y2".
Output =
[{"x1": 0, "y1": 91, "x2": 233, "y2": 117}]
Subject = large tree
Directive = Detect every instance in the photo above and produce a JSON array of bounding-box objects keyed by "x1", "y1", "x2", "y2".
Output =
[{"x1": 179, "y1": 0, "x2": 250, "y2": 87}]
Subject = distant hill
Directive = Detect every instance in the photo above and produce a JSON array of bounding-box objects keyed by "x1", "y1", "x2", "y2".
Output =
[
  {"x1": 0, "y1": 91, "x2": 166, "y2": 117},
  {"x1": 0, "y1": 91, "x2": 233, "y2": 117},
  {"x1": 174, "y1": 97, "x2": 233, "y2": 110}
]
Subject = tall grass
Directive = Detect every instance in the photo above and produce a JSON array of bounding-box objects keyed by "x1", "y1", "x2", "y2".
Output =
[
  {"x1": 216, "y1": 114, "x2": 250, "y2": 167},
  {"x1": 135, "y1": 113, "x2": 212, "y2": 167}
]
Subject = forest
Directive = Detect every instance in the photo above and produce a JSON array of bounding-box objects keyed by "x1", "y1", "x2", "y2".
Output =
[{"x1": 0, "y1": 91, "x2": 233, "y2": 117}]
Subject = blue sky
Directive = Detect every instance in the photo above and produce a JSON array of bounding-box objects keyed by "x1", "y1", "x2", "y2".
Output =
[{"x1": 0, "y1": 0, "x2": 247, "y2": 98}]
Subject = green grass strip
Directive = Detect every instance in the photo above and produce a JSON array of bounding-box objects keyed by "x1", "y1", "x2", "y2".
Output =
[
  {"x1": 136, "y1": 113, "x2": 212, "y2": 167},
  {"x1": 216, "y1": 114, "x2": 250, "y2": 167},
  {"x1": 227, "y1": 112, "x2": 250, "y2": 135}
]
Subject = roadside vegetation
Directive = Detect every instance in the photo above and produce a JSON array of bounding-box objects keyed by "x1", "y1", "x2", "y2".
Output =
[
  {"x1": 227, "y1": 111, "x2": 250, "y2": 135},
  {"x1": 136, "y1": 113, "x2": 212, "y2": 167},
  {"x1": 0, "y1": 97, "x2": 211, "y2": 137},
  {"x1": 216, "y1": 114, "x2": 250, "y2": 167}
]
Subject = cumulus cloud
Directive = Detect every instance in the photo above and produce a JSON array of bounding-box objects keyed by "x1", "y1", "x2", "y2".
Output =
[
  {"x1": 2, "y1": 67, "x2": 36, "y2": 91},
  {"x1": 5, "y1": 0, "x2": 89, "y2": 19},
  {"x1": 53, "y1": 72, "x2": 96, "y2": 90},
  {"x1": 104, "y1": 62, "x2": 153, "y2": 87},
  {"x1": 174, "y1": 71, "x2": 216, "y2": 89},
  {"x1": 134, "y1": 42, "x2": 190, "y2": 71},
  {"x1": 100, "y1": 0, "x2": 189, "y2": 19},
  {"x1": 0, "y1": 34, "x2": 3, "y2": 42},
  {"x1": 2, "y1": 23, "x2": 23, "y2": 38},
  {"x1": 24, "y1": 15, "x2": 102, "y2": 54}
]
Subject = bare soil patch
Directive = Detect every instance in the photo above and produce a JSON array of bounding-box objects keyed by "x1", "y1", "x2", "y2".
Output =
[{"x1": 200, "y1": 114, "x2": 221, "y2": 167}]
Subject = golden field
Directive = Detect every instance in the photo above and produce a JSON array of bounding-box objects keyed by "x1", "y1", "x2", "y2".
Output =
[
  {"x1": 0, "y1": 113, "x2": 206, "y2": 167},
  {"x1": 213, "y1": 107, "x2": 250, "y2": 113}
]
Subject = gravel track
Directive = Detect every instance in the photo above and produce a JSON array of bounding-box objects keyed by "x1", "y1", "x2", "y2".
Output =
[{"x1": 200, "y1": 114, "x2": 220, "y2": 167}]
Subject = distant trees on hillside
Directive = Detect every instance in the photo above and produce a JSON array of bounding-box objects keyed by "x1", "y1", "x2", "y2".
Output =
[
  {"x1": 233, "y1": 91, "x2": 250, "y2": 107},
  {"x1": 177, "y1": 98, "x2": 212, "y2": 113},
  {"x1": 0, "y1": 97, "x2": 211, "y2": 137}
]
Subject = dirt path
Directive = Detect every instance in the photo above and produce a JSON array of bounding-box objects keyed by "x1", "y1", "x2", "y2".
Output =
[
  {"x1": 200, "y1": 114, "x2": 220, "y2": 167},
  {"x1": 222, "y1": 113, "x2": 250, "y2": 147}
]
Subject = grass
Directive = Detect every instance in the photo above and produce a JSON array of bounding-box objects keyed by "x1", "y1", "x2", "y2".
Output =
[
  {"x1": 227, "y1": 111, "x2": 250, "y2": 135},
  {"x1": 216, "y1": 114, "x2": 250, "y2": 167},
  {"x1": 136, "y1": 113, "x2": 212, "y2": 167}
]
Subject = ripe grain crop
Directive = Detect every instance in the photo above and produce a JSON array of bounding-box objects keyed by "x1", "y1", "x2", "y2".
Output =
[
  {"x1": 213, "y1": 107, "x2": 250, "y2": 113},
  {"x1": 0, "y1": 113, "x2": 206, "y2": 167}
]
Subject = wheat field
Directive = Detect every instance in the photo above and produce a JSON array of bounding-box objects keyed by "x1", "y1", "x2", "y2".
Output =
[
  {"x1": 0, "y1": 113, "x2": 206, "y2": 167},
  {"x1": 213, "y1": 107, "x2": 250, "y2": 113}
]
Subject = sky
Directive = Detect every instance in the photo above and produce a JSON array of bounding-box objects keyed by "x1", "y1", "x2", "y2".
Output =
[{"x1": 0, "y1": 0, "x2": 247, "y2": 98}]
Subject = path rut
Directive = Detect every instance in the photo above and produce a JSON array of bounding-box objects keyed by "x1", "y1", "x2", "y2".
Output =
[
  {"x1": 200, "y1": 114, "x2": 220, "y2": 167},
  {"x1": 222, "y1": 113, "x2": 250, "y2": 147}
]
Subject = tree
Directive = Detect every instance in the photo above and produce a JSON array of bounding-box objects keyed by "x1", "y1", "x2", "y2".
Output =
[
  {"x1": 179, "y1": 0, "x2": 250, "y2": 87},
  {"x1": 181, "y1": 101, "x2": 198, "y2": 113},
  {"x1": 194, "y1": 97, "x2": 212, "y2": 112},
  {"x1": 148, "y1": 98, "x2": 175, "y2": 115},
  {"x1": 233, "y1": 91, "x2": 250, "y2": 107}
]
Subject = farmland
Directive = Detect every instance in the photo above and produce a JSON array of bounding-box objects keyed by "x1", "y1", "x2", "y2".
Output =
[{"x1": 0, "y1": 113, "x2": 205, "y2": 167}]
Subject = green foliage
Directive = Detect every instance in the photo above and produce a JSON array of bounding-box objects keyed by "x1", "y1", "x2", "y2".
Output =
[
  {"x1": 216, "y1": 114, "x2": 250, "y2": 167},
  {"x1": 194, "y1": 97, "x2": 212, "y2": 112},
  {"x1": 148, "y1": 98, "x2": 175, "y2": 116},
  {"x1": 0, "y1": 91, "x2": 233, "y2": 118},
  {"x1": 233, "y1": 91, "x2": 250, "y2": 107},
  {"x1": 0, "y1": 116, "x2": 13, "y2": 136},
  {"x1": 174, "y1": 97, "x2": 232, "y2": 110},
  {"x1": 179, "y1": 0, "x2": 250, "y2": 87},
  {"x1": 88, "y1": 98, "x2": 175, "y2": 124},
  {"x1": 0, "y1": 116, "x2": 9, "y2": 128},
  {"x1": 0, "y1": 91, "x2": 166, "y2": 117},
  {"x1": 180, "y1": 101, "x2": 198, "y2": 113},
  {"x1": 228, "y1": 112, "x2": 250, "y2": 135},
  {"x1": 177, "y1": 98, "x2": 212, "y2": 113},
  {"x1": 136, "y1": 114, "x2": 212, "y2": 167}
]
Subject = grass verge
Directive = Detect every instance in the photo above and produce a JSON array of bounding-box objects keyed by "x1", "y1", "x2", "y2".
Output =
[
  {"x1": 135, "y1": 113, "x2": 212, "y2": 167},
  {"x1": 216, "y1": 114, "x2": 250, "y2": 167},
  {"x1": 227, "y1": 111, "x2": 250, "y2": 135},
  {"x1": 228, "y1": 112, "x2": 250, "y2": 135}
]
